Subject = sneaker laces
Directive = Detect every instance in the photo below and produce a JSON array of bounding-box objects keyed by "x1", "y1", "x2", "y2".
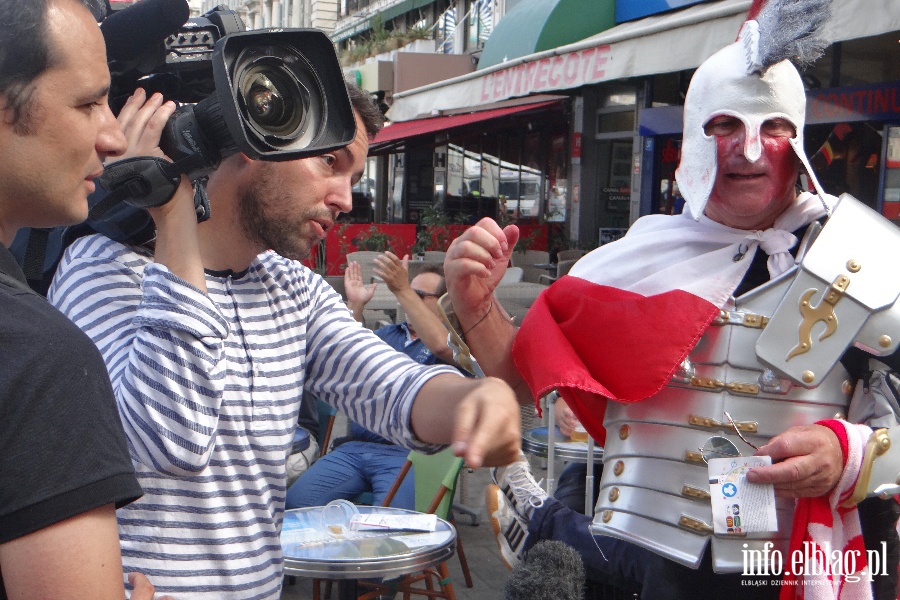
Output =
[{"x1": 505, "y1": 464, "x2": 547, "y2": 512}]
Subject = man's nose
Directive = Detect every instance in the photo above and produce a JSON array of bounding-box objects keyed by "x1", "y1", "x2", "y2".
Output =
[
  {"x1": 327, "y1": 180, "x2": 353, "y2": 215},
  {"x1": 742, "y1": 125, "x2": 762, "y2": 163},
  {"x1": 97, "y1": 104, "x2": 127, "y2": 159}
]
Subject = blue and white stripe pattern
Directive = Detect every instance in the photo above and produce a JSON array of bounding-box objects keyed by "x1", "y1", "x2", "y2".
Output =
[{"x1": 49, "y1": 234, "x2": 458, "y2": 600}]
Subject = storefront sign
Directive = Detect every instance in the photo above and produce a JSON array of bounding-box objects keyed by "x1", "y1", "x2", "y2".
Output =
[
  {"x1": 807, "y1": 81, "x2": 900, "y2": 124},
  {"x1": 478, "y1": 46, "x2": 612, "y2": 104},
  {"x1": 616, "y1": 0, "x2": 710, "y2": 23}
]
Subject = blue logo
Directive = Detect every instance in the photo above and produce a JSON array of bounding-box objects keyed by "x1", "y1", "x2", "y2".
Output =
[{"x1": 722, "y1": 483, "x2": 738, "y2": 497}]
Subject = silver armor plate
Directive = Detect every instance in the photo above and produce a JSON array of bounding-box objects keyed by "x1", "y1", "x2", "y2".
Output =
[{"x1": 591, "y1": 261, "x2": 852, "y2": 572}]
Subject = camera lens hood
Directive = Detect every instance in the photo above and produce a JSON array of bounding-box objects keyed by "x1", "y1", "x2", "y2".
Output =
[{"x1": 212, "y1": 29, "x2": 356, "y2": 161}]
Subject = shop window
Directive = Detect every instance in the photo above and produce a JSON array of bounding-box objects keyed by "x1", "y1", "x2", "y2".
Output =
[
  {"x1": 465, "y1": 0, "x2": 493, "y2": 52},
  {"x1": 803, "y1": 33, "x2": 900, "y2": 89},
  {"x1": 655, "y1": 136, "x2": 684, "y2": 215},
  {"x1": 597, "y1": 110, "x2": 635, "y2": 136},
  {"x1": 805, "y1": 121, "x2": 883, "y2": 210}
]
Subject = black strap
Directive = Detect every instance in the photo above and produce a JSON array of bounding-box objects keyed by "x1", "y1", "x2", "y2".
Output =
[{"x1": 21, "y1": 228, "x2": 51, "y2": 289}]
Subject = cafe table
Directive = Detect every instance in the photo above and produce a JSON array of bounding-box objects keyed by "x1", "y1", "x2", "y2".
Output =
[{"x1": 281, "y1": 505, "x2": 456, "y2": 600}]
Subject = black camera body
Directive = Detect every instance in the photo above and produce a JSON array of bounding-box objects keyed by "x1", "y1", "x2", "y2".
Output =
[
  {"x1": 12, "y1": 3, "x2": 359, "y2": 293},
  {"x1": 94, "y1": 5, "x2": 357, "y2": 227}
]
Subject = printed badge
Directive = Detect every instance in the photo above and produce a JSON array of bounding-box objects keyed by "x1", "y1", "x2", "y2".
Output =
[{"x1": 707, "y1": 455, "x2": 777, "y2": 534}]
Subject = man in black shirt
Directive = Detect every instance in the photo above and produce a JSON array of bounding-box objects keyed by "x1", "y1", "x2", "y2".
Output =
[{"x1": 0, "y1": 1, "x2": 166, "y2": 598}]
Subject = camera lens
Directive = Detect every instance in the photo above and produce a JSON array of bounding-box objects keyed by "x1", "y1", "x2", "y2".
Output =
[
  {"x1": 241, "y1": 63, "x2": 307, "y2": 137},
  {"x1": 232, "y1": 45, "x2": 325, "y2": 150}
]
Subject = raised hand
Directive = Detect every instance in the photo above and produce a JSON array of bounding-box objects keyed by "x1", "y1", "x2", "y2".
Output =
[
  {"x1": 344, "y1": 261, "x2": 377, "y2": 321},
  {"x1": 373, "y1": 251, "x2": 410, "y2": 294},
  {"x1": 444, "y1": 218, "x2": 518, "y2": 326}
]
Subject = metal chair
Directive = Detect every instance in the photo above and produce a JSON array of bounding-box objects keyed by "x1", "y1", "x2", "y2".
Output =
[
  {"x1": 360, "y1": 448, "x2": 473, "y2": 599},
  {"x1": 538, "y1": 258, "x2": 579, "y2": 285},
  {"x1": 510, "y1": 249, "x2": 549, "y2": 283}
]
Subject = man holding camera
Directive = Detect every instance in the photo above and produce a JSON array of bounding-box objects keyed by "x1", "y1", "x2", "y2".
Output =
[
  {"x1": 48, "y1": 77, "x2": 521, "y2": 599},
  {"x1": 0, "y1": 1, "x2": 174, "y2": 599}
]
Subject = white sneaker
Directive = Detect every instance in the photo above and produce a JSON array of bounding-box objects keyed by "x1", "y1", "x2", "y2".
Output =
[
  {"x1": 491, "y1": 454, "x2": 548, "y2": 521},
  {"x1": 485, "y1": 483, "x2": 529, "y2": 570}
]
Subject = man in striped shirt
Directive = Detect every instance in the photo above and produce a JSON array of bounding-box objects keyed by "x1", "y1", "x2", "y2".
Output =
[{"x1": 48, "y1": 84, "x2": 521, "y2": 599}]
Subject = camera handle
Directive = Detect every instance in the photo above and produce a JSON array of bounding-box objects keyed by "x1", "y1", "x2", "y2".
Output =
[{"x1": 89, "y1": 155, "x2": 211, "y2": 223}]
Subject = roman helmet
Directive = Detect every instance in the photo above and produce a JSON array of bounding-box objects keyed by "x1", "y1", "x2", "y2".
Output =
[{"x1": 675, "y1": 0, "x2": 831, "y2": 219}]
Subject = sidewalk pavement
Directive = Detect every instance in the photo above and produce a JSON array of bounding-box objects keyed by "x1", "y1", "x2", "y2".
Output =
[{"x1": 280, "y1": 465, "x2": 513, "y2": 600}]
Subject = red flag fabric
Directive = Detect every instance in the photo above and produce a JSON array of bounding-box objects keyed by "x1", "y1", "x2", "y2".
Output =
[{"x1": 512, "y1": 277, "x2": 719, "y2": 445}]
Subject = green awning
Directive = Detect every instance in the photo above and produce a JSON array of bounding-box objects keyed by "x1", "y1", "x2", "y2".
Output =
[{"x1": 478, "y1": 0, "x2": 615, "y2": 70}]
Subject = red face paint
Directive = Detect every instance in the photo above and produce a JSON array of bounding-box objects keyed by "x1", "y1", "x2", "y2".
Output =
[{"x1": 704, "y1": 117, "x2": 800, "y2": 230}]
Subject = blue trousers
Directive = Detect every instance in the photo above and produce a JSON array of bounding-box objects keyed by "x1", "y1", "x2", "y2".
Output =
[
  {"x1": 553, "y1": 462, "x2": 601, "y2": 515},
  {"x1": 285, "y1": 441, "x2": 415, "y2": 510}
]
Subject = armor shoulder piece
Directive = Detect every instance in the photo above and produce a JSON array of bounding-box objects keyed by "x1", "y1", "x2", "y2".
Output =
[{"x1": 757, "y1": 194, "x2": 900, "y2": 388}]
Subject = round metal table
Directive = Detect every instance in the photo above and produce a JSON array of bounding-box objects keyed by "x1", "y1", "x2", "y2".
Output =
[
  {"x1": 522, "y1": 427, "x2": 605, "y2": 463},
  {"x1": 282, "y1": 506, "x2": 456, "y2": 600}
]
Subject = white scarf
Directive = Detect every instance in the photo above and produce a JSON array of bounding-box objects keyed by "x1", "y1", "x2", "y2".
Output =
[{"x1": 569, "y1": 191, "x2": 834, "y2": 306}]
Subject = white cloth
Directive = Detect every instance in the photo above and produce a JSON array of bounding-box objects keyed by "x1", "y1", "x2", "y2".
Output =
[{"x1": 569, "y1": 191, "x2": 833, "y2": 306}]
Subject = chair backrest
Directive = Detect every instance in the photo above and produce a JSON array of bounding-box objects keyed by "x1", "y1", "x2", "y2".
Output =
[
  {"x1": 323, "y1": 275, "x2": 346, "y2": 299},
  {"x1": 510, "y1": 250, "x2": 550, "y2": 283},
  {"x1": 410, "y1": 449, "x2": 465, "y2": 518},
  {"x1": 346, "y1": 251, "x2": 382, "y2": 283},
  {"x1": 557, "y1": 249, "x2": 586, "y2": 262},
  {"x1": 423, "y1": 251, "x2": 447, "y2": 263},
  {"x1": 314, "y1": 397, "x2": 338, "y2": 455},
  {"x1": 499, "y1": 266, "x2": 524, "y2": 285},
  {"x1": 556, "y1": 258, "x2": 579, "y2": 278},
  {"x1": 383, "y1": 448, "x2": 464, "y2": 519}
]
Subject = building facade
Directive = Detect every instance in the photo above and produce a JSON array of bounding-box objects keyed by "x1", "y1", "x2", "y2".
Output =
[{"x1": 370, "y1": 0, "x2": 900, "y2": 250}]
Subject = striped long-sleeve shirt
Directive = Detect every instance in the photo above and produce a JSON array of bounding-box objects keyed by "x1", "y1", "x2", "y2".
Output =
[{"x1": 48, "y1": 234, "x2": 459, "y2": 600}]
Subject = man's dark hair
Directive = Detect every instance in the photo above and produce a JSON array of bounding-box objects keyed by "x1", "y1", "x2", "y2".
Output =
[
  {"x1": 346, "y1": 82, "x2": 385, "y2": 138},
  {"x1": 419, "y1": 264, "x2": 446, "y2": 296},
  {"x1": 0, "y1": 0, "x2": 105, "y2": 131}
]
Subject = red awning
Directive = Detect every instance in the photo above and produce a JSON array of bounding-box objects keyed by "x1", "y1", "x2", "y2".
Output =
[{"x1": 369, "y1": 99, "x2": 562, "y2": 154}]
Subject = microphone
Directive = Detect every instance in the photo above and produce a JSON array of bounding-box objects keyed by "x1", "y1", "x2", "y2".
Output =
[
  {"x1": 504, "y1": 540, "x2": 585, "y2": 600},
  {"x1": 100, "y1": 0, "x2": 190, "y2": 63}
]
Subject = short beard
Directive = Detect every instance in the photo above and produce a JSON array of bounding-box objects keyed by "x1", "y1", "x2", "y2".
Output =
[{"x1": 237, "y1": 176, "x2": 326, "y2": 262}]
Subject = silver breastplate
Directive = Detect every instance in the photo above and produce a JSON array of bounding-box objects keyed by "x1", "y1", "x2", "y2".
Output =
[{"x1": 590, "y1": 269, "x2": 853, "y2": 572}]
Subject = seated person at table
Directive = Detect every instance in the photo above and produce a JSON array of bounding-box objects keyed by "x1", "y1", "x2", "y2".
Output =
[{"x1": 286, "y1": 258, "x2": 460, "y2": 509}]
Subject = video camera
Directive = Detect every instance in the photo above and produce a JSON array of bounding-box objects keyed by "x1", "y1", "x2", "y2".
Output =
[{"x1": 90, "y1": 0, "x2": 357, "y2": 240}]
